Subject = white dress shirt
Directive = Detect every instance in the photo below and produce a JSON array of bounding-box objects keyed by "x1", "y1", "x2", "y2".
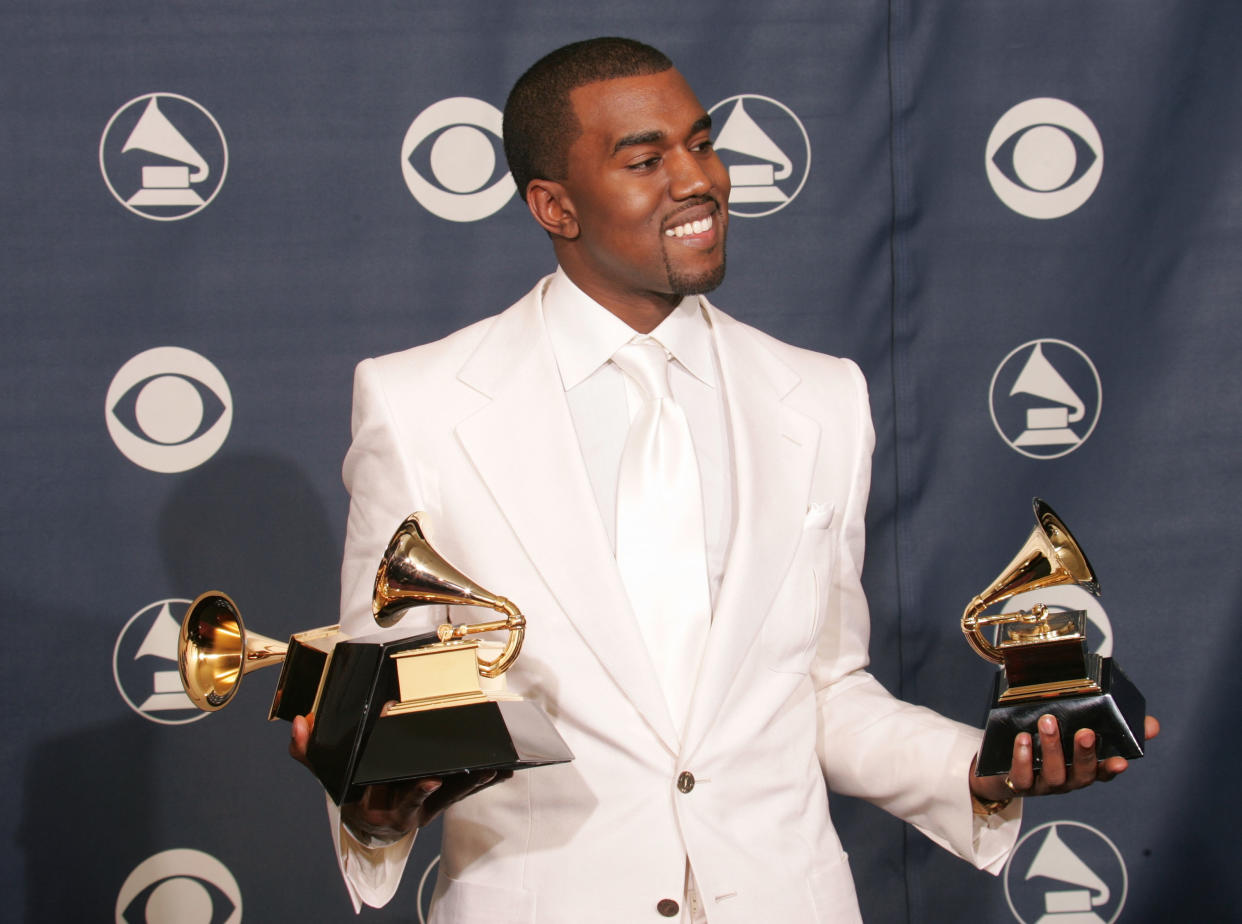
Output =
[{"x1": 541, "y1": 267, "x2": 735, "y2": 607}]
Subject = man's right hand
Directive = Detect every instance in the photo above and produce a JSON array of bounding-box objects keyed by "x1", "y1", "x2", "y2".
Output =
[{"x1": 289, "y1": 713, "x2": 511, "y2": 844}]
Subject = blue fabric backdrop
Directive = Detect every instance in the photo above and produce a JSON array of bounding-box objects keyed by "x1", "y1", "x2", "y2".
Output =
[{"x1": 3, "y1": 2, "x2": 1235, "y2": 920}]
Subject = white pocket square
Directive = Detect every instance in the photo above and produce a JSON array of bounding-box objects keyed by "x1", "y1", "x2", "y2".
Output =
[{"x1": 803, "y1": 502, "x2": 835, "y2": 530}]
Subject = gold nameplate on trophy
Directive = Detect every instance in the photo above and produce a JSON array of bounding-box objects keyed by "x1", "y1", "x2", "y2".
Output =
[
  {"x1": 381, "y1": 639, "x2": 522, "y2": 715},
  {"x1": 962, "y1": 498, "x2": 1145, "y2": 775}
]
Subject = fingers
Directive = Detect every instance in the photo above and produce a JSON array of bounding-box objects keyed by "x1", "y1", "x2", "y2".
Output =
[
  {"x1": 1036, "y1": 715, "x2": 1067, "y2": 789},
  {"x1": 363, "y1": 779, "x2": 440, "y2": 817},
  {"x1": 415, "y1": 768, "x2": 516, "y2": 825},
  {"x1": 289, "y1": 714, "x2": 313, "y2": 767},
  {"x1": 346, "y1": 779, "x2": 442, "y2": 841},
  {"x1": 1068, "y1": 727, "x2": 1100, "y2": 788},
  {"x1": 1006, "y1": 732, "x2": 1036, "y2": 791},
  {"x1": 482, "y1": 769, "x2": 515, "y2": 791},
  {"x1": 1097, "y1": 756, "x2": 1128, "y2": 782},
  {"x1": 417, "y1": 770, "x2": 499, "y2": 825},
  {"x1": 398, "y1": 779, "x2": 444, "y2": 822},
  {"x1": 335, "y1": 764, "x2": 520, "y2": 837},
  {"x1": 1145, "y1": 715, "x2": 1160, "y2": 740},
  {"x1": 1007, "y1": 715, "x2": 1145, "y2": 798}
]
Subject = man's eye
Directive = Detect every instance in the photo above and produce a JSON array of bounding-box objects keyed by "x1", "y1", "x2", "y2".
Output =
[{"x1": 629, "y1": 156, "x2": 661, "y2": 170}]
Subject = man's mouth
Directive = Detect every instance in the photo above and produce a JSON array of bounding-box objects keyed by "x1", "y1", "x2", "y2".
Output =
[{"x1": 664, "y1": 213, "x2": 715, "y2": 239}]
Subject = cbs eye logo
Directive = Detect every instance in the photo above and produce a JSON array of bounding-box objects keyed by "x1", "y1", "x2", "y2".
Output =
[
  {"x1": 106, "y1": 347, "x2": 233, "y2": 473},
  {"x1": 116, "y1": 848, "x2": 241, "y2": 923},
  {"x1": 401, "y1": 97, "x2": 516, "y2": 222},
  {"x1": 986, "y1": 98, "x2": 1103, "y2": 219}
]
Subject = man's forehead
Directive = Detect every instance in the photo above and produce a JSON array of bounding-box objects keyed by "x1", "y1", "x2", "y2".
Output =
[{"x1": 569, "y1": 69, "x2": 709, "y2": 143}]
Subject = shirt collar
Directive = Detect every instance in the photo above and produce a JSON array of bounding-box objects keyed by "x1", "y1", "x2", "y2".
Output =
[{"x1": 542, "y1": 267, "x2": 716, "y2": 391}]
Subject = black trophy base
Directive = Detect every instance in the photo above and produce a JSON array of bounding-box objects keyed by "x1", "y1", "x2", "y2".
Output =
[
  {"x1": 305, "y1": 629, "x2": 573, "y2": 804},
  {"x1": 268, "y1": 630, "x2": 337, "y2": 722},
  {"x1": 975, "y1": 657, "x2": 1146, "y2": 776},
  {"x1": 349, "y1": 699, "x2": 573, "y2": 799}
]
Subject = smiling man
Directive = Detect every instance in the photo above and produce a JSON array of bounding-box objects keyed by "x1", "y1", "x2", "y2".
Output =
[
  {"x1": 294, "y1": 37, "x2": 1154, "y2": 924},
  {"x1": 520, "y1": 64, "x2": 729, "y2": 331}
]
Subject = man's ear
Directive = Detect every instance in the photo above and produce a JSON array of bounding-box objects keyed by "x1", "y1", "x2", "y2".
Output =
[{"x1": 526, "y1": 179, "x2": 579, "y2": 240}]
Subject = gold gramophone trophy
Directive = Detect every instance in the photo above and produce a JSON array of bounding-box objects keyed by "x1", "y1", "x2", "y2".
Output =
[
  {"x1": 962, "y1": 498, "x2": 1145, "y2": 776},
  {"x1": 178, "y1": 512, "x2": 572, "y2": 804}
]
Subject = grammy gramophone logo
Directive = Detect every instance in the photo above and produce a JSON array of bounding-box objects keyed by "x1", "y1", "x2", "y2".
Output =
[
  {"x1": 990, "y1": 339, "x2": 1102, "y2": 459},
  {"x1": 100, "y1": 93, "x2": 228, "y2": 220},
  {"x1": 113, "y1": 599, "x2": 207, "y2": 725},
  {"x1": 1004, "y1": 821, "x2": 1128, "y2": 923},
  {"x1": 707, "y1": 94, "x2": 811, "y2": 217}
]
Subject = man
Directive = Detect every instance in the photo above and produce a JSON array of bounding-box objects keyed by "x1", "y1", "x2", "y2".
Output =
[{"x1": 291, "y1": 37, "x2": 1156, "y2": 922}]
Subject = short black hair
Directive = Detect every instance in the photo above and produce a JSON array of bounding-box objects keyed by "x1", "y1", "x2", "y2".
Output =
[{"x1": 502, "y1": 37, "x2": 674, "y2": 197}]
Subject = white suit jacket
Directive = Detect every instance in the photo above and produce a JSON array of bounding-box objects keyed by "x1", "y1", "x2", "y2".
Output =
[{"x1": 333, "y1": 276, "x2": 1017, "y2": 923}]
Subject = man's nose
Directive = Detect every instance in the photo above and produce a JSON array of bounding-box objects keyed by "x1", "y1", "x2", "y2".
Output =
[{"x1": 668, "y1": 149, "x2": 713, "y2": 199}]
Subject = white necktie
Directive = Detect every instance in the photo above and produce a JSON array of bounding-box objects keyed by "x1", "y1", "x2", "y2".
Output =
[{"x1": 612, "y1": 337, "x2": 710, "y2": 736}]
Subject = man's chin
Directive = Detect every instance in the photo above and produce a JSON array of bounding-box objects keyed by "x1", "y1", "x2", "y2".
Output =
[{"x1": 667, "y1": 259, "x2": 727, "y2": 296}]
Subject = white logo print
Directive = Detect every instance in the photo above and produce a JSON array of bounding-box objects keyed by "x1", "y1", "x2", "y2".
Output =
[
  {"x1": 116, "y1": 848, "x2": 241, "y2": 923},
  {"x1": 401, "y1": 97, "x2": 516, "y2": 221},
  {"x1": 986, "y1": 98, "x2": 1103, "y2": 219},
  {"x1": 708, "y1": 95, "x2": 811, "y2": 217},
  {"x1": 1004, "y1": 821, "x2": 1128, "y2": 923},
  {"x1": 100, "y1": 93, "x2": 228, "y2": 221},
  {"x1": 113, "y1": 599, "x2": 206, "y2": 725},
  {"x1": 106, "y1": 347, "x2": 233, "y2": 473},
  {"x1": 989, "y1": 339, "x2": 1101, "y2": 459}
]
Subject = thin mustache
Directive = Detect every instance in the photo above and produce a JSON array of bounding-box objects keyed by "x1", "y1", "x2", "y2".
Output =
[{"x1": 663, "y1": 196, "x2": 721, "y2": 226}]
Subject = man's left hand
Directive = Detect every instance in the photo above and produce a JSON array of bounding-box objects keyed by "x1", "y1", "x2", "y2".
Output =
[{"x1": 970, "y1": 714, "x2": 1160, "y2": 804}]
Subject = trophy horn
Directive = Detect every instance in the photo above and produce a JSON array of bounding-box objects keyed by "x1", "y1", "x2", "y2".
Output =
[
  {"x1": 373, "y1": 512, "x2": 525, "y2": 678},
  {"x1": 961, "y1": 498, "x2": 1099, "y2": 664},
  {"x1": 178, "y1": 591, "x2": 287, "y2": 711}
]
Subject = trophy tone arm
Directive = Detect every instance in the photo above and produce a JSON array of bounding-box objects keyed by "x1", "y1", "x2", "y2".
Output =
[
  {"x1": 961, "y1": 596, "x2": 1005, "y2": 664},
  {"x1": 962, "y1": 602, "x2": 1070, "y2": 666},
  {"x1": 437, "y1": 601, "x2": 526, "y2": 678}
]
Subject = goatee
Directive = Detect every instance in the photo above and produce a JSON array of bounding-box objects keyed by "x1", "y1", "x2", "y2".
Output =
[{"x1": 666, "y1": 255, "x2": 727, "y2": 295}]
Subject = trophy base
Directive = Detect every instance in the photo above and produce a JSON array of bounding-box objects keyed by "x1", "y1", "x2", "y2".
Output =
[
  {"x1": 975, "y1": 657, "x2": 1146, "y2": 776},
  {"x1": 268, "y1": 626, "x2": 345, "y2": 722},
  {"x1": 306, "y1": 629, "x2": 573, "y2": 804},
  {"x1": 347, "y1": 698, "x2": 573, "y2": 801}
]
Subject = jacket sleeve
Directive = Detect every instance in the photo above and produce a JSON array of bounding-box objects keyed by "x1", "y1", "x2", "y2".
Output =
[
  {"x1": 810, "y1": 359, "x2": 1021, "y2": 873},
  {"x1": 328, "y1": 357, "x2": 444, "y2": 910}
]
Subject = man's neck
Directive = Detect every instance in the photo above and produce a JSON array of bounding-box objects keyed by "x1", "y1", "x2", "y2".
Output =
[{"x1": 556, "y1": 266, "x2": 679, "y2": 334}]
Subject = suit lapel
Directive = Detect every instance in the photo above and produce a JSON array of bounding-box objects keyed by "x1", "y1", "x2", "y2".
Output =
[
  {"x1": 453, "y1": 282, "x2": 681, "y2": 754},
  {"x1": 681, "y1": 304, "x2": 820, "y2": 757}
]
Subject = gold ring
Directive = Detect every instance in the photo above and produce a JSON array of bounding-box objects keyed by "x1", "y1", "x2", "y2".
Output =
[{"x1": 1003, "y1": 776, "x2": 1021, "y2": 795}]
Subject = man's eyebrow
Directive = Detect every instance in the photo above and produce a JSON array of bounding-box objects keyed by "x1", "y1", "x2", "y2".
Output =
[
  {"x1": 610, "y1": 114, "x2": 713, "y2": 156},
  {"x1": 612, "y1": 129, "x2": 664, "y2": 155}
]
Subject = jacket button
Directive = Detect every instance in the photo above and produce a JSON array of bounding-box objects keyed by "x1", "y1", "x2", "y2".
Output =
[
  {"x1": 657, "y1": 898, "x2": 680, "y2": 917},
  {"x1": 677, "y1": 771, "x2": 695, "y2": 793}
]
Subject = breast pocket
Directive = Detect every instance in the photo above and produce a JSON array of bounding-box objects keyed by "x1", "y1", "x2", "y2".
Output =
[{"x1": 761, "y1": 516, "x2": 838, "y2": 674}]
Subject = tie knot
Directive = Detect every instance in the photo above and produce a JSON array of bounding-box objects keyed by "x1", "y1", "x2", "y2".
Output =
[{"x1": 612, "y1": 338, "x2": 672, "y2": 400}]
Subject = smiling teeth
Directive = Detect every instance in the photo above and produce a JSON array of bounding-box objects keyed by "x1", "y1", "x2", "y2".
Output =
[{"x1": 665, "y1": 214, "x2": 713, "y2": 238}]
